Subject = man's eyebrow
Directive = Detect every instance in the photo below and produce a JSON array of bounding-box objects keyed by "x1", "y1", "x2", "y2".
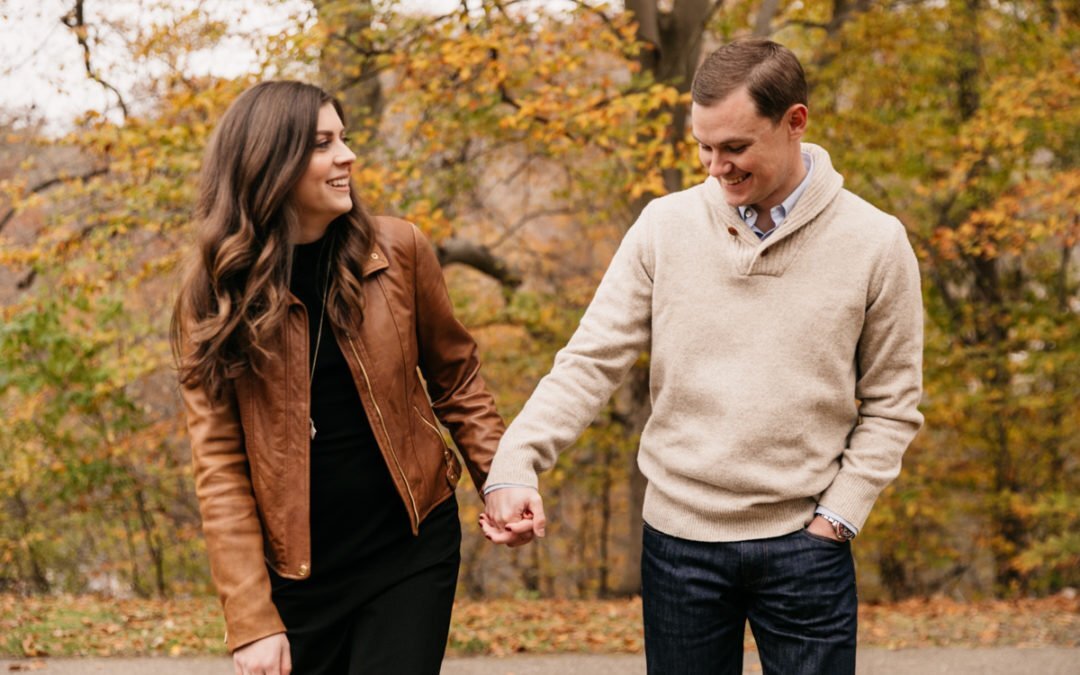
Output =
[{"x1": 692, "y1": 134, "x2": 752, "y2": 146}]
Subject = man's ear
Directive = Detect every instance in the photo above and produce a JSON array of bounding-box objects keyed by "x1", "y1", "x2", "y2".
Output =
[{"x1": 787, "y1": 103, "x2": 808, "y2": 139}]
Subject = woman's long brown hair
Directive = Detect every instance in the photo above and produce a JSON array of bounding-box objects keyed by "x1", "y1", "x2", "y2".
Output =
[{"x1": 171, "y1": 80, "x2": 375, "y2": 404}]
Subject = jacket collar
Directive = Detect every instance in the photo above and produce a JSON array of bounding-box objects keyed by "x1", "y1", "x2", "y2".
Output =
[
  {"x1": 286, "y1": 240, "x2": 389, "y2": 308},
  {"x1": 361, "y1": 240, "x2": 390, "y2": 277}
]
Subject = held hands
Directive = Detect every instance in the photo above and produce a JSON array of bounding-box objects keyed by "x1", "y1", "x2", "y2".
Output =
[
  {"x1": 233, "y1": 632, "x2": 291, "y2": 675},
  {"x1": 480, "y1": 486, "x2": 547, "y2": 547}
]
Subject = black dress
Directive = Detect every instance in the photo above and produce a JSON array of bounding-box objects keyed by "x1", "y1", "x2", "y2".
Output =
[{"x1": 267, "y1": 236, "x2": 461, "y2": 674}]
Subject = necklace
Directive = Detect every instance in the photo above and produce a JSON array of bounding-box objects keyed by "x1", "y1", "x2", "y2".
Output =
[{"x1": 308, "y1": 246, "x2": 332, "y2": 440}]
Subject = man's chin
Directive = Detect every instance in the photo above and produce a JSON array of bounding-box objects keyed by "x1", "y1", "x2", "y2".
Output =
[
  {"x1": 722, "y1": 192, "x2": 750, "y2": 208},
  {"x1": 720, "y1": 184, "x2": 753, "y2": 207}
]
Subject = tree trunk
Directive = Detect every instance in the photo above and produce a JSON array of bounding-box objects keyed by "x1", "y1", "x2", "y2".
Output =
[
  {"x1": 598, "y1": 443, "x2": 614, "y2": 596},
  {"x1": 122, "y1": 516, "x2": 147, "y2": 598},
  {"x1": 955, "y1": 0, "x2": 982, "y2": 122},
  {"x1": 753, "y1": 0, "x2": 783, "y2": 36},
  {"x1": 12, "y1": 492, "x2": 50, "y2": 593},
  {"x1": 133, "y1": 485, "x2": 167, "y2": 597}
]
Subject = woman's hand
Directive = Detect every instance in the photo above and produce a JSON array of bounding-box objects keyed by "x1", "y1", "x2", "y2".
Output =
[
  {"x1": 232, "y1": 632, "x2": 292, "y2": 675},
  {"x1": 481, "y1": 486, "x2": 546, "y2": 547}
]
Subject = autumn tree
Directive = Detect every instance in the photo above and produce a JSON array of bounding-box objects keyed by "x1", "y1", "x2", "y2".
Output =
[
  {"x1": 1, "y1": 0, "x2": 1075, "y2": 601},
  {"x1": 802, "y1": 0, "x2": 1080, "y2": 596}
]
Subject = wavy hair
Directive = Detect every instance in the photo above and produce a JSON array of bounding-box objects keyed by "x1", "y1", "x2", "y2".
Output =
[{"x1": 171, "y1": 80, "x2": 375, "y2": 403}]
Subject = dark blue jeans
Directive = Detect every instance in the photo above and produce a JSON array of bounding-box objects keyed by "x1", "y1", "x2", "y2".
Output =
[{"x1": 641, "y1": 522, "x2": 857, "y2": 675}]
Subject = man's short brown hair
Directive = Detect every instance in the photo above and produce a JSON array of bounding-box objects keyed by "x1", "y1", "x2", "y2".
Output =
[{"x1": 691, "y1": 38, "x2": 807, "y2": 123}]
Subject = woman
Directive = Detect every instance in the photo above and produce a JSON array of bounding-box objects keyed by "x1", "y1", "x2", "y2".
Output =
[{"x1": 171, "y1": 80, "x2": 503, "y2": 675}]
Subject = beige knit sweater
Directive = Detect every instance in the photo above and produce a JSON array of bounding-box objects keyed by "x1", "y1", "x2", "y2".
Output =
[{"x1": 487, "y1": 143, "x2": 924, "y2": 541}]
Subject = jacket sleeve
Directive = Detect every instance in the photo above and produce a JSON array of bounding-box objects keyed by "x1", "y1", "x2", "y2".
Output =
[
  {"x1": 411, "y1": 225, "x2": 505, "y2": 496},
  {"x1": 818, "y1": 221, "x2": 925, "y2": 530},
  {"x1": 178, "y1": 332, "x2": 285, "y2": 651}
]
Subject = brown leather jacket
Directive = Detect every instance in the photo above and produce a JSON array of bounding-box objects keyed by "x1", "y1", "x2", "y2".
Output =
[{"x1": 179, "y1": 217, "x2": 504, "y2": 651}]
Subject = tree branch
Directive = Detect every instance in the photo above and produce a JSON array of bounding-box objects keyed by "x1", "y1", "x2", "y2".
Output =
[
  {"x1": 61, "y1": 1, "x2": 128, "y2": 119},
  {"x1": 567, "y1": 0, "x2": 626, "y2": 44},
  {"x1": 13, "y1": 207, "x2": 116, "y2": 289},
  {"x1": 491, "y1": 207, "x2": 576, "y2": 249},
  {"x1": 435, "y1": 237, "x2": 522, "y2": 288},
  {"x1": 0, "y1": 166, "x2": 109, "y2": 234},
  {"x1": 329, "y1": 31, "x2": 391, "y2": 58},
  {"x1": 778, "y1": 18, "x2": 832, "y2": 31}
]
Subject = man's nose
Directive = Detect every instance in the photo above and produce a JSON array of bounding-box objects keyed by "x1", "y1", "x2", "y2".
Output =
[{"x1": 709, "y1": 157, "x2": 732, "y2": 177}]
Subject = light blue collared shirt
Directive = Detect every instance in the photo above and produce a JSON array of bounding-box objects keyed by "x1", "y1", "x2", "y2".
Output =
[{"x1": 737, "y1": 152, "x2": 814, "y2": 240}]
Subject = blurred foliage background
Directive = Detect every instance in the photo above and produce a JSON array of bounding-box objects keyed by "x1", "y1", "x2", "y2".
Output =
[{"x1": 0, "y1": 0, "x2": 1077, "y2": 604}]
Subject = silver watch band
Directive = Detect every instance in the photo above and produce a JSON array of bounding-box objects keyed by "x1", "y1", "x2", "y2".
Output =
[{"x1": 819, "y1": 513, "x2": 856, "y2": 541}]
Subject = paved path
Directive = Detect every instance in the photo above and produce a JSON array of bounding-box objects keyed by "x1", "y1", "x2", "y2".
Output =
[{"x1": 2, "y1": 649, "x2": 1077, "y2": 674}]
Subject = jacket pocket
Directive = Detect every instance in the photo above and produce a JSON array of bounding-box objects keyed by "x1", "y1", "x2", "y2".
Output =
[{"x1": 413, "y1": 406, "x2": 461, "y2": 488}]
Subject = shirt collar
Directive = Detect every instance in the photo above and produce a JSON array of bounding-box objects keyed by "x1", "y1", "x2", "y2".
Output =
[{"x1": 737, "y1": 151, "x2": 815, "y2": 228}]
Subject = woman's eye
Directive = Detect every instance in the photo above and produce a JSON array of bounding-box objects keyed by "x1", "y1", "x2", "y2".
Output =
[{"x1": 316, "y1": 140, "x2": 331, "y2": 149}]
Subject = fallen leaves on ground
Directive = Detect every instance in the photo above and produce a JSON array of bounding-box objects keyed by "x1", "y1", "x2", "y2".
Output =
[
  {"x1": 449, "y1": 599, "x2": 645, "y2": 656},
  {"x1": 858, "y1": 593, "x2": 1080, "y2": 649},
  {"x1": 1, "y1": 592, "x2": 1076, "y2": 659}
]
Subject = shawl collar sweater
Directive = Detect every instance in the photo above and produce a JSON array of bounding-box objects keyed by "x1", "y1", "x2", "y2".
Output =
[{"x1": 487, "y1": 143, "x2": 924, "y2": 541}]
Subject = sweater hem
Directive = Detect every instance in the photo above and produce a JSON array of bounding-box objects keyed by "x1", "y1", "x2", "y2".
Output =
[{"x1": 642, "y1": 487, "x2": 817, "y2": 542}]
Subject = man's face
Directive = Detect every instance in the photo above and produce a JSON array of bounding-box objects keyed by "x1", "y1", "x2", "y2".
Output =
[{"x1": 691, "y1": 87, "x2": 807, "y2": 212}]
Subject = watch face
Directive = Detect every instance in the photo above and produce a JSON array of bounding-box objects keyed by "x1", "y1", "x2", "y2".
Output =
[{"x1": 823, "y1": 515, "x2": 854, "y2": 540}]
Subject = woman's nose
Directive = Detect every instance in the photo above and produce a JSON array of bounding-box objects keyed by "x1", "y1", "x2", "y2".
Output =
[{"x1": 336, "y1": 146, "x2": 356, "y2": 164}]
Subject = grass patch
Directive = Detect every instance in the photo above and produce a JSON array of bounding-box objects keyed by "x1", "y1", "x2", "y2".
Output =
[{"x1": 3, "y1": 593, "x2": 1077, "y2": 658}]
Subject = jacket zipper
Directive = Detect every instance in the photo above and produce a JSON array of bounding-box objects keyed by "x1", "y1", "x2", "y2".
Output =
[
  {"x1": 347, "y1": 336, "x2": 420, "y2": 525},
  {"x1": 414, "y1": 406, "x2": 448, "y2": 448},
  {"x1": 417, "y1": 406, "x2": 460, "y2": 484}
]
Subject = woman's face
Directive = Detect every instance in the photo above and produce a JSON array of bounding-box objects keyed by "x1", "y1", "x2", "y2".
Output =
[{"x1": 290, "y1": 103, "x2": 356, "y2": 243}]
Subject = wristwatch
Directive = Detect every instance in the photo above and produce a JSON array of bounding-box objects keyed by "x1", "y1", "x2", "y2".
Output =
[{"x1": 819, "y1": 514, "x2": 856, "y2": 541}]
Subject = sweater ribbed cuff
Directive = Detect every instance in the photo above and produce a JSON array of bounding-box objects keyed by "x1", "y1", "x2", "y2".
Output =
[
  {"x1": 483, "y1": 445, "x2": 542, "y2": 493},
  {"x1": 817, "y1": 472, "x2": 884, "y2": 531}
]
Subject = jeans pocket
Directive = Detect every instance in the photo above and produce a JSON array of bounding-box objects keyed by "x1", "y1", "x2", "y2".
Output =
[{"x1": 798, "y1": 527, "x2": 848, "y2": 547}]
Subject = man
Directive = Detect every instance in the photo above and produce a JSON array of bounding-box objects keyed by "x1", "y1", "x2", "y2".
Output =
[{"x1": 481, "y1": 38, "x2": 923, "y2": 674}]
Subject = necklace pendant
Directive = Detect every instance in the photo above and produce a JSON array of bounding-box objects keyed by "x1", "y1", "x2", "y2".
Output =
[{"x1": 310, "y1": 417, "x2": 317, "y2": 440}]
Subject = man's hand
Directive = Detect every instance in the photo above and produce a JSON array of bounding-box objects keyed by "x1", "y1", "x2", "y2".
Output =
[
  {"x1": 481, "y1": 486, "x2": 546, "y2": 547},
  {"x1": 232, "y1": 632, "x2": 291, "y2": 675},
  {"x1": 807, "y1": 515, "x2": 845, "y2": 542}
]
